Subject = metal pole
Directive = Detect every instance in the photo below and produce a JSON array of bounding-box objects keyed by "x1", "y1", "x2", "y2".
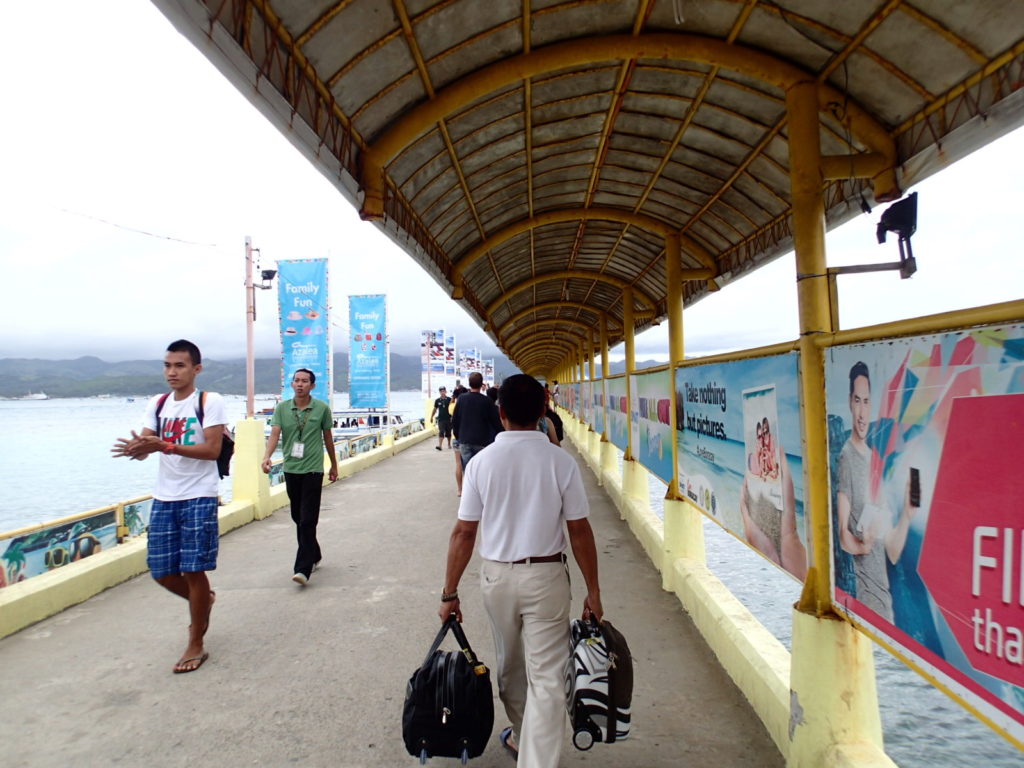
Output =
[
  {"x1": 787, "y1": 80, "x2": 833, "y2": 614},
  {"x1": 665, "y1": 233, "x2": 683, "y2": 499},
  {"x1": 245, "y1": 236, "x2": 255, "y2": 419}
]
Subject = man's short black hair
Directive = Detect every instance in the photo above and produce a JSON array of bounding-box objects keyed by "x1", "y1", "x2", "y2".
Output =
[
  {"x1": 294, "y1": 368, "x2": 316, "y2": 385},
  {"x1": 498, "y1": 374, "x2": 545, "y2": 427},
  {"x1": 167, "y1": 339, "x2": 201, "y2": 366},
  {"x1": 486, "y1": 386, "x2": 498, "y2": 403},
  {"x1": 849, "y1": 361, "x2": 870, "y2": 395},
  {"x1": 468, "y1": 371, "x2": 483, "y2": 389}
]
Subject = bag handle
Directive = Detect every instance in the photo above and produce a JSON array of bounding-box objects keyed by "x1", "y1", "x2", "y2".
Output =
[{"x1": 421, "y1": 615, "x2": 482, "y2": 668}]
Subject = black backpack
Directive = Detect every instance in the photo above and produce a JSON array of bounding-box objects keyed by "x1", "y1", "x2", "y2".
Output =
[
  {"x1": 402, "y1": 616, "x2": 494, "y2": 763},
  {"x1": 155, "y1": 390, "x2": 235, "y2": 478}
]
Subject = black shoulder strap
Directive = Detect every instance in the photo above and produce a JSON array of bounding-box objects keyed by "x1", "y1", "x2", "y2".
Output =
[
  {"x1": 196, "y1": 391, "x2": 205, "y2": 425},
  {"x1": 154, "y1": 392, "x2": 172, "y2": 431}
]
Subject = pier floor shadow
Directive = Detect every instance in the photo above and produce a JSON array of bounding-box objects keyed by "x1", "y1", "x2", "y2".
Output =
[{"x1": 0, "y1": 440, "x2": 782, "y2": 767}]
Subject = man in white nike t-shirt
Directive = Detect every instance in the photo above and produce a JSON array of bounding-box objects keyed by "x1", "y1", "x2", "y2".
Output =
[{"x1": 112, "y1": 339, "x2": 226, "y2": 674}]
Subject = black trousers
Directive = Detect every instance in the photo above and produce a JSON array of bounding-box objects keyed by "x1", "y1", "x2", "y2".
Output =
[{"x1": 284, "y1": 472, "x2": 324, "y2": 577}]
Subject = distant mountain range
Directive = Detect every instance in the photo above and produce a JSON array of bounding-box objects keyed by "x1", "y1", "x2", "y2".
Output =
[{"x1": 0, "y1": 353, "x2": 521, "y2": 398}]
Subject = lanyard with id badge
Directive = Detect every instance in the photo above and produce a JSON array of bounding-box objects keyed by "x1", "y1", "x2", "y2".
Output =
[{"x1": 291, "y1": 407, "x2": 312, "y2": 459}]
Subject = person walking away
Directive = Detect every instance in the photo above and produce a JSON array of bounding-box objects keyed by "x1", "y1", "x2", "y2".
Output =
[
  {"x1": 261, "y1": 368, "x2": 339, "y2": 586},
  {"x1": 451, "y1": 389, "x2": 465, "y2": 496},
  {"x1": 438, "y1": 374, "x2": 603, "y2": 768},
  {"x1": 544, "y1": 389, "x2": 564, "y2": 442},
  {"x1": 450, "y1": 371, "x2": 503, "y2": 469},
  {"x1": 111, "y1": 339, "x2": 226, "y2": 674},
  {"x1": 430, "y1": 386, "x2": 453, "y2": 450}
]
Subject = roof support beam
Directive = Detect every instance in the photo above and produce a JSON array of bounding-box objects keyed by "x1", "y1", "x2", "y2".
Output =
[
  {"x1": 502, "y1": 319, "x2": 604, "y2": 353},
  {"x1": 450, "y1": 208, "x2": 717, "y2": 297},
  {"x1": 484, "y1": 270, "x2": 671, "y2": 319},
  {"x1": 493, "y1": 301, "x2": 624, "y2": 339},
  {"x1": 359, "y1": 33, "x2": 898, "y2": 220},
  {"x1": 510, "y1": 336, "x2": 581, "y2": 363}
]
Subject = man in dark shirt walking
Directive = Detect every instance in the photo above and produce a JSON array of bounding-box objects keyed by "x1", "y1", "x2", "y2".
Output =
[
  {"x1": 431, "y1": 386, "x2": 453, "y2": 450},
  {"x1": 451, "y1": 371, "x2": 503, "y2": 468}
]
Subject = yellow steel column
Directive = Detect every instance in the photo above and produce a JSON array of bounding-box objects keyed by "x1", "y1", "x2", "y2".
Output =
[
  {"x1": 621, "y1": 288, "x2": 649, "y2": 515},
  {"x1": 663, "y1": 234, "x2": 705, "y2": 589},
  {"x1": 587, "y1": 328, "x2": 600, "y2": 464},
  {"x1": 599, "y1": 313, "x2": 618, "y2": 483},
  {"x1": 786, "y1": 80, "x2": 889, "y2": 768},
  {"x1": 622, "y1": 287, "x2": 636, "y2": 461}
]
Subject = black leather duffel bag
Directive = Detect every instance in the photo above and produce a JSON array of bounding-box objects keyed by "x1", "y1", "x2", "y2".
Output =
[{"x1": 403, "y1": 616, "x2": 494, "y2": 763}]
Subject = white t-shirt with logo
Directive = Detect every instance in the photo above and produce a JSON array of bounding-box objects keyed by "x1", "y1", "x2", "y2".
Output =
[{"x1": 143, "y1": 390, "x2": 228, "y2": 501}]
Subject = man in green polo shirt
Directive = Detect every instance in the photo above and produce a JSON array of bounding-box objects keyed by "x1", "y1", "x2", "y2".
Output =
[{"x1": 261, "y1": 368, "x2": 338, "y2": 586}]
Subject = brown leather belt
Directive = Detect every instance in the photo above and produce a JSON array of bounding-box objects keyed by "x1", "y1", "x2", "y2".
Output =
[{"x1": 508, "y1": 553, "x2": 565, "y2": 565}]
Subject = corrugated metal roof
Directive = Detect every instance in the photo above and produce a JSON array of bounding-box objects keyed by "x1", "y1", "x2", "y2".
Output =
[{"x1": 153, "y1": 0, "x2": 1024, "y2": 373}]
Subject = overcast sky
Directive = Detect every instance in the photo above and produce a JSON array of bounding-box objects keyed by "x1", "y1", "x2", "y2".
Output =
[{"x1": 1, "y1": 0, "x2": 1020, "y2": 365}]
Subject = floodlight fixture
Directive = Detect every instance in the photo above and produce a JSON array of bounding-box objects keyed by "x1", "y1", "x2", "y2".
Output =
[
  {"x1": 876, "y1": 192, "x2": 917, "y2": 278},
  {"x1": 259, "y1": 269, "x2": 277, "y2": 289}
]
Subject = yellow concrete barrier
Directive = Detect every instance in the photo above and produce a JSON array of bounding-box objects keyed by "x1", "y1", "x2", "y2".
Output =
[{"x1": 0, "y1": 424, "x2": 435, "y2": 640}]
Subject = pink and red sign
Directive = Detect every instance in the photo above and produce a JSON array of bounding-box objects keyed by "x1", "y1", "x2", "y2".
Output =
[{"x1": 827, "y1": 324, "x2": 1024, "y2": 747}]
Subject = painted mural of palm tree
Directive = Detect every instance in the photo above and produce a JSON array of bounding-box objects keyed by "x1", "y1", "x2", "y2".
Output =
[
  {"x1": 2, "y1": 541, "x2": 27, "y2": 583},
  {"x1": 124, "y1": 504, "x2": 145, "y2": 536}
]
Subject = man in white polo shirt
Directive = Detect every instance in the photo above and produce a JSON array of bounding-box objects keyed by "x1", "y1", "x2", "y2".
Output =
[{"x1": 438, "y1": 374, "x2": 603, "y2": 768}]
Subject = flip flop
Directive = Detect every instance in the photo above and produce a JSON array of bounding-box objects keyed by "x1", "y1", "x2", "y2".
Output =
[
  {"x1": 499, "y1": 727, "x2": 518, "y2": 762},
  {"x1": 173, "y1": 651, "x2": 209, "y2": 674}
]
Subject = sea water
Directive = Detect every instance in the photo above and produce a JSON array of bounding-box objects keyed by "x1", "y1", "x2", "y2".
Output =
[
  {"x1": 0, "y1": 392, "x2": 426, "y2": 533},
  {"x1": 0, "y1": 396, "x2": 1019, "y2": 765}
]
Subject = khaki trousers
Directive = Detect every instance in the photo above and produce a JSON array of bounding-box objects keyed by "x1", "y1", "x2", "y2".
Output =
[{"x1": 480, "y1": 558, "x2": 571, "y2": 768}]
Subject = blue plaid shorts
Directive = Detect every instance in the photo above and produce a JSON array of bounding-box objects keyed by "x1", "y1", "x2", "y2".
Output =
[{"x1": 147, "y1": 497, "x2": 219, "y2": 579}]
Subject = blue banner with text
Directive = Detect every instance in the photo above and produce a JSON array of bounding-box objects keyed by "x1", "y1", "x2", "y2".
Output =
[
  {"x1": 277, "y1": 259, "x2": 331, "y2": 405},
  {"x1": 349, "y1": 295, "x2": 388, "y2": 408}
]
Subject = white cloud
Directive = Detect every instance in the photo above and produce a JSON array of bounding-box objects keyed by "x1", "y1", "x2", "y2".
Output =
[{"x1": 1, "y1": 0, "x2": 1020, "y2": 367}]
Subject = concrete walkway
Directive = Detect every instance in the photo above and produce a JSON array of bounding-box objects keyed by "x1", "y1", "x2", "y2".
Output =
[{"x1": 0, "y1": 440, "x2": 783, "y2": 768}]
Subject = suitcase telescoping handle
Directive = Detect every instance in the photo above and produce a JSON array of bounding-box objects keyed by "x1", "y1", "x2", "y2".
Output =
[{"x1": 423, "y1": 616, "x2": 486, "y2": 671}]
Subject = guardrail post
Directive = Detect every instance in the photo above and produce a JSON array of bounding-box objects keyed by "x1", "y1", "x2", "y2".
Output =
[{"x1": 233, "y1": 418, "x2": 272, "y2": 520}]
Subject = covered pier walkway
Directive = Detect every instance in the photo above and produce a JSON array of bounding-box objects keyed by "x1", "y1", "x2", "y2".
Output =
[{"x1": 0, "y1": 438, "x2": 781, "y2": 768}]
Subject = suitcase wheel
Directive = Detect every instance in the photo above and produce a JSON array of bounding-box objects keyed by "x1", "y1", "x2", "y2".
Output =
[{"x1": 573, "y1": 728, "x2": 595, "y2": 751}]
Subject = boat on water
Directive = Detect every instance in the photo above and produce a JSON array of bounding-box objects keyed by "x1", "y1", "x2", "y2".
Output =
[{"x1": 18, "y1": 392, "x2": 48, "y2": 401}]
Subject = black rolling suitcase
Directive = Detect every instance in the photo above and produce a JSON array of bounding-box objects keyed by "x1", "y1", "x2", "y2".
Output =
[
  {"x1": 403, "y1": 616, "x2": 494, "y2": 764},
  {"x1": 564, "y1": 617, "x2": 633, "y2": 750}
]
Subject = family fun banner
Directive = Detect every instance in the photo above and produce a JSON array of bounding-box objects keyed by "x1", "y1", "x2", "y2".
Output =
[
  {"x1": 446, "y1": 336, "x2": 457, "y2": 377},
  {"x1": 634, "y1": 369, "x2": 673, "y2": 484},
  {"x1": 348, "y1": 295, "x2": 388, "y2": 408},
  {"x1": 277, "y1": 259, "x2": 331, "y2": 404},
  {"x1": 421, "y1": 330, "x2": 445, "y2": 396},
  {"x1": 675, "y1": 353, "x2": 808, "y2": 581},
  {"x1": 826, "y1": 324, "x2": 1024, "y2": 746}
]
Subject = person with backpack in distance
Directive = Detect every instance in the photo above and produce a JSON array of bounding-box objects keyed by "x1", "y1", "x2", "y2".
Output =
[
  {"x1": 261, "y1": 368, "x2": 338, "y2": 586},
  {"x1": 111, "y1": 339, "x2": 227, "y2": 674},
  {"x1": 438, "y1": 374, "x2": 603, "y2": 768}
]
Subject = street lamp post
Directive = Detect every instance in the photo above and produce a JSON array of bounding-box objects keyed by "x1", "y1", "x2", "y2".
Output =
[
  {"x1": 245, "y1": 236, "x2": 257, "y2": 418},
  {"x1": 245, "y1": 236, "x2": 276, "y2": 419}
]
